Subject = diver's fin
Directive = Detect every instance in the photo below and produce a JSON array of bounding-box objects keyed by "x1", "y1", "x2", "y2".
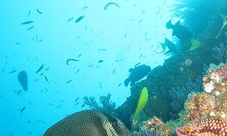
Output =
[
  {"x1": 175, "y1": 20, "x2": 180, "y2": 25},
  {"x1": 160, "y1": 42, "x2": 166, "y2": 52},
  {"x1": 189, "y1": 39, "x2": 202, "y2": 51},
  {"x1": 124, "y1": 78, "x2": 130, "y2": 87},
  {"x1": 166, "y1": 20, "x2": 172, "y2": 29},
  {"x1": 215, "y1": 13, "x2": 227, "y2": 39}
]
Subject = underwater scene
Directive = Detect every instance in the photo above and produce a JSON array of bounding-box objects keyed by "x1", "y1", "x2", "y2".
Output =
[{"x1": 1, "y1": 0, "x2": 227, "y2": 135}]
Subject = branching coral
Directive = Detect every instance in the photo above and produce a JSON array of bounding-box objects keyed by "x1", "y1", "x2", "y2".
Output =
[
  {"x1": 168, "y1": 77, "x2": 203, "y2": 111},
  {"x1": 83, "y1": 93, "x2": 116, "y2": 115}
]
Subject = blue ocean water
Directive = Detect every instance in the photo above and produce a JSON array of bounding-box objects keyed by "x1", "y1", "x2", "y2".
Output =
[{"x1": 0, "y1": 0, "x2": 175, "y2": 135}]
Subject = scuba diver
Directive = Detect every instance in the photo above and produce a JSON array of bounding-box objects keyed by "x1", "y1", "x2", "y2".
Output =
[{"x1": 166, "y1": 20, "x2": 201, "y2": 51}]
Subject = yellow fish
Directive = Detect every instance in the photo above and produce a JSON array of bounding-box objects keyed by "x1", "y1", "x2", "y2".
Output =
[
  {"x1": 131, "y1": 87, "x2": 149, "y2": 131},
  {"x1": 215, "y1": 13, "x2": 227, "y2": 39}
]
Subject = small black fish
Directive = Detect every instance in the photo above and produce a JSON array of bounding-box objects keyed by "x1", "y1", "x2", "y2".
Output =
[
  {"x1": 75, "y1": 15, "x2": 85, "y2": 23},
  {"x1": 48, "y1": 103, "x2": 54, "y2": 106},
  {"x1": 124, "y1": 33, "x2": 127, "y2": 38},
  {"x1": 124, "y1": 64, "x2": 151, "y2": 87},
  {"x1": 35, "y1": 64, "x2": 44, "y2": 73},
  {"x1": 135, "y1": 62, "x2": 141, "y2": 67},
  {"x1": 21, "y1": 106, "x2": 26, "y2": 113},
  {"x1": 75, "y1": 69, "x2": 80, "y2": 74},
  {"x1": 44, "y1": 67, "x2": 50, "y2": 71},
  {"x1": 112, "y1": 69, "x2": 116, "y2": 74},
  {"x1": 98, "y1": 60, "x2": 103, "y2": 63},
  {"x1": 55, "y1": 105, "x2": 62, "y2": 108},
  {"x1": 14, "y1": 89, "x2": 22, "y2": 95},
  {"x1": 9, "y1": 69, "x2": 17, "y2": 73},
  {"x1": 41, "y1": 73, "x2": 48, "y2": 82},
  {"x1": 9, "y1": 132, "x2": 13, "y2": 136},
  {"x1": 67, "y1": 17, "x2": 74, "y2": 22},
  {"x1": 98, "y1": 48, "x2": 107, "y2": 51},
  {"x1": 36, "y1": 9, "x2": 43, "y2": 14},
  {"x1": 0, "y1": 69, "x2": 5, "y2": 73},
  {"x1": 82, "y1": 6, "x2": 88, "y2": 9},
  {"x1": 21, "y1": 21, "x2": 33, "y2": 25},
  {"x1": 66, "y1": 58, "x2": 79, "y2": 65},
  {"x1": 74, "y1": 102, "x2": 79, "y2": 106},
  {"x1": 77, "y1": 54, "x2": 82, "y2": 58},
  {"x1": 75, "y1": 97, "x2": 79, "y2": 102},
  {"x1": 27, "y1": 10, "x2": 31, "y2": 17},
  {"x1": 27, "y1": 26, "x2": 34, "y2": 30},
  {"x1": 65, "y1": 80, "x2": 72, "y2": 84},
  {"x1": 104, "y1": 2, "x2": 120, "y2": 10},
  {"x1": 160, "y1": 38, "x2": 177, "y2": 54},
  {"x1": 28, "y1": 101, "x2": 33, "y2": 105}
]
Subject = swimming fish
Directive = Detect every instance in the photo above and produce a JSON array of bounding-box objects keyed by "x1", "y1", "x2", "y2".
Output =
[
  {"x1": 9, "y1": 69, "x2": 17, "y2": 73},
  {"x1": 75, "y1": 15, "x2": 84, "y2": 23},
  {"x1": 21, "y1": 21, "x2": 33, "y2": 25},
  {"x1": 35, "y1": 64, "x2": 44, "y2": 73},
  {"x1": 20, "y1": 106, "x2": 26, "y2": 113},
  {"x1": 160, "y1": 38, "x2": 177, "y2": 54},
  {"x1": 27, "y1": 10, "x2": 31, "y2": 17},
  {"x1": 166, "y1": 20, "x2": 201, "y2": 51},
  {"x1": 77, "y1": 53, "x2": 82, "y2": 58},
  {"x1": 17, "y1": 71, "x2": 28, "y2": 92},
  {"x1": 131, "y1": 87, "x2": 148, "y2": 131},
  {"x1": 166, "y1": 20, "x2": 193, "y2": 42},
  {"x1": 74, "y1": 97, "x2": 79, "y2": 103},
  {"x1": 75, "y1": 69, "x2": 80, "y2": 74},
  {"x1": 82, "y1": 6, "x2": 88, "y2": 9},
  {"x1": 67, "y1": 17, "x2": 74, "y2": 22},
  {"x1": 104, "y1": 2, "x2": 120, "y2": 10},
  {"x1": 215, "y1": 13, "x2": 227, "y2": 39},
  {"x1": 98, "y1": 60, "x2": 103, "y2": 63},
  {"x1": 36, "y1": 9, "x2": 43, "y2": 14},
  {"x1": 27, "y1": 26, "x2": 34, "y2": 30},
  {"x1": 65, "y1": 80, "x2": 72, "y2": 84},
  {"x1": 41, "y1": 73, "x2": 48, "y2": 82},
  {"x1": 43, "y1": 110, "x2": 131, "y2": 136},
  {"x1": 176, "y1": 117, "x2": 227, "y2": 136},
  {"x1": 124, "y1": 64, "x2": 151, "y2": 87},
  {"x1": 189, "y1": 39, "x2": 202, "y2": 51},
  {"x1": 66, "y1": 58, "x2": 79, "y2": 65}
]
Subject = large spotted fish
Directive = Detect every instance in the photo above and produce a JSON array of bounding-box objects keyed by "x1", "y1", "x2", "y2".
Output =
[
  {"x1": 44, "y1": 110, "x2": 131, "y2": 136},
  {"x1": 176, "y1": 117, "x2": 227, "y2": 136}
]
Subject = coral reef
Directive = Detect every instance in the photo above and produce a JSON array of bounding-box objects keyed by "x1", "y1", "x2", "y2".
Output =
[
  {"x1": 176, "y1": 117, "x2": 227, "y2": 135},
  {"x1": 114, "y1": 0, "x2": 227, "y2": 133},
  {"x1": 168, "y1": 77, "x2": 203, "y2": 111},
  {"x1": 212, "y1": 42, "x2": 227, "y2": 62},
  {"x1": 115, "y1": 2, "x2": 227, "y2": 132},
  {"x1": 136, "y1": 117, "x2": 171, "y2": 136},
  {"x1": 83, "y1": 93, "x2": 116, "y2": 115},
  {"x1": 131, "y1": 62, "x2": 227, "y2": 135},
  {"x1": 203, "y1": 63, "x2": 227, "y2": 95},
  {"x1": 175, "y1": 62, "x2": 227, "y2": 135}
]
